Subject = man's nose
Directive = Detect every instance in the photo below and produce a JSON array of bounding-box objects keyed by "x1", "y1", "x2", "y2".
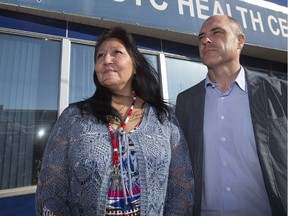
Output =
[{"x1": 202, "y1": 36, "x2": 212, "y2": 45}]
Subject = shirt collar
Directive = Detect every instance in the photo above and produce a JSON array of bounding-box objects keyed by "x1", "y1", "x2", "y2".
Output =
[
  {"x1": 205, "y1": 67, "x2": 246, "y2": 92},
  {"x1": 235, "y1": 67, "x2": 246, "y2": 92}
]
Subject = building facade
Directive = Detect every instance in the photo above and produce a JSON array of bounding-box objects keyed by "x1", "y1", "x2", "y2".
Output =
[{"x1": 0, "y1": 0, "x2": 287, "y2": 215}]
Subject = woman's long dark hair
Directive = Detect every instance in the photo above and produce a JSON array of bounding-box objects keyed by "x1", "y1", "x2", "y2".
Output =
[{"x1": 77, "y1": 26, "x2": 169, "y2": 123}]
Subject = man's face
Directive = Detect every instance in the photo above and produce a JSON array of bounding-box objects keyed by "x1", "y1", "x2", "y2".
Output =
[{"x1": 198, "y1": 16, "x2": 242, "y2": 69}]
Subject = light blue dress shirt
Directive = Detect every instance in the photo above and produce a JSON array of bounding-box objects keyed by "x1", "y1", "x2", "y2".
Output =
[{"x1": 201, "y1": 68, "x2": 272, "y2": 216}]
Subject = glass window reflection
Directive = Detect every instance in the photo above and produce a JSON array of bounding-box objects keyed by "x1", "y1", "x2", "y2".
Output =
[
  {"x1": 0, "y1": 34, "x2": 60, "y2": 189},
  {"x1": 69, "y1": 43, "x2": 95, "y2": 104},
  {"x1": 144, "y1": 54, "x2": 158, "y2": 73},
  {"x1": 165, "y1": 57, "x2": 207, "y2": 106}
]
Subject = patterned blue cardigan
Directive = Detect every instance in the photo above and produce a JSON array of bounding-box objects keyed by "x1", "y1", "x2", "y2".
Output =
[{"x1": 35, "y1": 104, "x2": 195, "y2": 216}]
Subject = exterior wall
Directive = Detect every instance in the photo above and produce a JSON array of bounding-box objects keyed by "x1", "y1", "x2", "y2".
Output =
[{"x1": 0, "y1": 1, "x2": 286, "y2": 215}]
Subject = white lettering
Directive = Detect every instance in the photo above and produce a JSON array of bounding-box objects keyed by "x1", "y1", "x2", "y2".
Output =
[
  {"x1": 114, "y1": 0, "x2": 142, "y2": 6},
  {"x1": 250, "y1": 10, "x2": 264, "y2": 32},
  {"x1": 268, "y1": 15, "x2": 280, "y2": 35},
  {"x1": 196, "y1": 0, "x2": 209, "y2": 19},
  {"x1": 178, "y1": 0, "x2": 195, "y2": 17},
  {"x1": 213, "y1": 1, "x2": 225, "y2": 15},
  {"x1": 236, "y1": 6, "x2": 248, "y2": 29},
  {"x1": 226, "y1": 4, "x2": 232, "y2": 16},
  {"x1": 113, "y1": 0, "x2": 287, "y2": 43},
  {"x1": 212, "y1": 2, "x2": 232, "y2": 16},
  {"x1": 151, "y1": 0, "x2": 168, "y2": 10},
  {"x1": 278, "y1": 18, "x2": 288, "y2": 37}
]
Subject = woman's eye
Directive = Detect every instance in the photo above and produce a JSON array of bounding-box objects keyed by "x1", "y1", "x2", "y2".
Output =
[
  {"x1": 115, "y1": 50, "x2": 123, "y2": 54},
  {"x1": 97, "y1": 53, "x2": 104, "y2": 58}
]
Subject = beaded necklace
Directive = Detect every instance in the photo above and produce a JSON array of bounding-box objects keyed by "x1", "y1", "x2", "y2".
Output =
[{"x1": 108, "y1": 91, "x2": 136, "y2": 170}]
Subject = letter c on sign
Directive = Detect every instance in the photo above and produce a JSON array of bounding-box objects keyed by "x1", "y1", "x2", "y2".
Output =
[{"x1": 150, "y1": 0, "x2": 168, "y2": 10}]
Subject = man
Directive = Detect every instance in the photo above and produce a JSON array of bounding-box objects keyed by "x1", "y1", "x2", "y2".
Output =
[{"x1": 176, "y1": 15, "x2": 287, "y2": 216}]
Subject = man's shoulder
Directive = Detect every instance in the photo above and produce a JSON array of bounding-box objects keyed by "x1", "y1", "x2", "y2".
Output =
[
  {"x1": 245, "y1": 68, "x2": 286, "y2": 82},
  {"x1": 178, "y1": 79, "x2": 206, "y2": 98},
  {"x1": 245, "y1": 69, "x2": 287, "y2": 89}
]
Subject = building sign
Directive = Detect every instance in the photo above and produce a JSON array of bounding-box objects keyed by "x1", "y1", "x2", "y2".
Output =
[{"x1": 1, "y1": 0, "x2": 287, "y2": 50}]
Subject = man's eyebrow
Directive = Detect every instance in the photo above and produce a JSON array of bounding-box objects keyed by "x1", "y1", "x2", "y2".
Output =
[
  {"x1": 211, "y1": 27, "x2": 223, "y2": 32},
  {"x1": 198, "y1": 32, "x2": 204, "y2": 38},
  {"x1": 198, "y1": 27, "x2": 223, "y2": 38}
]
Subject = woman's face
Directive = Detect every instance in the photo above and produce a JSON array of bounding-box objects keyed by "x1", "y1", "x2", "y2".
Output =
[{"x1": 95, "y1": 38, "x2": 135, "y2": 94}]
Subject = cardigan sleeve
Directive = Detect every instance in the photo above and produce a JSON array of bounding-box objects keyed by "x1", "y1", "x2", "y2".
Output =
[
  {"x1": 164, "y1": 110, "x2": 195, "y2": 215},
  {"x1": 35, "y1": 106, "x2": 75, "y2": 215}
]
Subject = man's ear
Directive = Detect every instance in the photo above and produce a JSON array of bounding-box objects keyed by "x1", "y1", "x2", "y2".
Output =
[{"x1": 237, "y1": 34, "x2": 246, "y2": 50}]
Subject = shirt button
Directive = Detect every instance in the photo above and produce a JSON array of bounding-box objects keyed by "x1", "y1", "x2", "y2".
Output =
[
  {"x1": 223, "y1": 161, "x2": 227, "y2": 166},
  {"x1": 226, "y1": 187, "x2": 231, "y2": 192},
  {"x1": 220, "y1": 97, "x2": 224, "y2": 100},
  {"x1": 220, "y1": 115, "x2": 225, "y2": 120},
  {"x1": 221, "y1": 137, "x2": 226, "y2": 142}
]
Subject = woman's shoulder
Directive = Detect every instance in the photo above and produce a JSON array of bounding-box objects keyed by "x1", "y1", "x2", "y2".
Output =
[
  {"x1": 60, "y1": 102, "x2": 82, "y2": 117},
  {"x1": 144, "y1": 105, "x2": 176, "y2": 126},
  {"x1": 58, "y1": 101, "x2": 98, "y2": 123}
]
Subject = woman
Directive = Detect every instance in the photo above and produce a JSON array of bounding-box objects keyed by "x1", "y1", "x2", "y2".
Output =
[{"x1": 35, "y1": 27, "x2": 194, "y2": 216}]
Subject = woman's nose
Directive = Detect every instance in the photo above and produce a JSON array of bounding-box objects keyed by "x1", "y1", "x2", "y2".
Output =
[{"x1": 104, "y1": 53, "x2": 113, "y2": 64}]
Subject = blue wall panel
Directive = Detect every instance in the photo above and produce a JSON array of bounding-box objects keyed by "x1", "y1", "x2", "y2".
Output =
[
  {"x1": 0, "y1": 194, "x2": 35, "y2": 216},
  {"x1": 0, "y1": 9, "x2": 66, "y2": 36}
]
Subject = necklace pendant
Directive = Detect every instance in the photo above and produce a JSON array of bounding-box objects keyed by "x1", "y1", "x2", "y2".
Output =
[
  {"x1": 111, "y1": 168, "x2": 122, "y2": 190},
  {"x1": 107, "y1": 91, "x2": 137, "y2": 192}
]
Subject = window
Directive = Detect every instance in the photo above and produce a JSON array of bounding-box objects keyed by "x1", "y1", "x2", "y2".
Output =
[
  {"x1": 165, "y1": 57, "x2": 207, "y2": 106},
  {"x1": 69, "y1": 43, "x2": 95, "y2": 104},
  {"x1": 0, "y1": 34, "x2": 61, "y2": 189},
  {"x1": 144, "y1": 53, "x2": 159, "y2": 72}
]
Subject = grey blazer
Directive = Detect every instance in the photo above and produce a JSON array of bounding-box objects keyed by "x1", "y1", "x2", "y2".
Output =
[{"x1": 175, "y1": 68, "x2": 287, "y2": 216}]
